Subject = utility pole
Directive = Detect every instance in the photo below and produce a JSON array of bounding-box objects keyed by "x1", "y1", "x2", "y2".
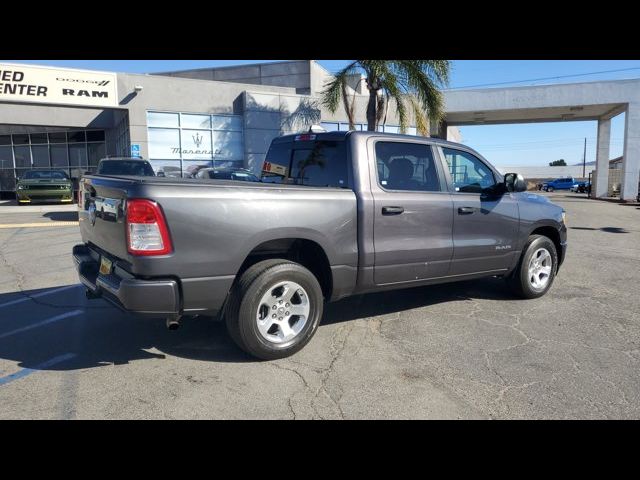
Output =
[{"x1": 582, "y1": 137, "x2": 587, "y2": 179}]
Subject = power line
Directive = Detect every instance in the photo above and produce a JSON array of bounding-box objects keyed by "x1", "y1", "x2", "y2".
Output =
[{"x1": 446, "y1": 67, "x2": 640, "y2": 90}]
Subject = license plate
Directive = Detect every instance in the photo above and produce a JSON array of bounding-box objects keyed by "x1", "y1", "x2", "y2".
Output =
[{"x1": 99, "y1": 256, "x2": 113, "y2": 275}]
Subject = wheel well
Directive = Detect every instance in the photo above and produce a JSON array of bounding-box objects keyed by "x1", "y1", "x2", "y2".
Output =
[
  {"x1": 530, "y1": 226, "x2": 563, "y2": 265},
  {"x1": 235, "y1": 238, "x2": 333, "y2": 298}
]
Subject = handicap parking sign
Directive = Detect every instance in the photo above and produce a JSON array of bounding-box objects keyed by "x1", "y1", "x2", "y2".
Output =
[{"x1": 131, "y1": 144, "x2": 141, "y2": 158}]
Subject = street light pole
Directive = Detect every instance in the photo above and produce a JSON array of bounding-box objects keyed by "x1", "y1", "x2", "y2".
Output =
[{"x1": 582, "y1": 137, "x2": 587, "y2": 179}]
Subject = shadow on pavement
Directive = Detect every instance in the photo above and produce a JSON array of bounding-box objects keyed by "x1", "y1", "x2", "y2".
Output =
[
  {"x1": 570, "y1": 226, "x2": 628, "y2": 234},
  {"x1": 0, "y1": 278, "x2": 515, "y2": 370},
  {"x1": 42, "y1": 211, "x2": 79, "y2": 222}
]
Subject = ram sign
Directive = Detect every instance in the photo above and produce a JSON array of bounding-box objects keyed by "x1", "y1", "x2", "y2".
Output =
[{"x1": 0, "y1": 63, "x2": 118, "y2": 108}]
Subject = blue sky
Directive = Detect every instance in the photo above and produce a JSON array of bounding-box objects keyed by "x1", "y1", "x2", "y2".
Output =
[{"x1": 4, "y1": 59, "x2": 638, "y2": 167}]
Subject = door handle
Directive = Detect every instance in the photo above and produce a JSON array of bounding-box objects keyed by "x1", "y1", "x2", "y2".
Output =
[
  {"x1": 382, "y1": 206, "x2": 404, "y2": 215},
  {"x1": 458, "y1": 206, "x2": 475, "y2": 215}
]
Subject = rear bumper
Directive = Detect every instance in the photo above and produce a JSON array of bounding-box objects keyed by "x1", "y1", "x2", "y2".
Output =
[{"x1": 73, "y1": 244, "x2": 180, "y2": 316}]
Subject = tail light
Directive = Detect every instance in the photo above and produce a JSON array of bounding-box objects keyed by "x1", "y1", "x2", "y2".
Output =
[{"x1": 126, "y1": 199, "x2": 173, "y2": 256}]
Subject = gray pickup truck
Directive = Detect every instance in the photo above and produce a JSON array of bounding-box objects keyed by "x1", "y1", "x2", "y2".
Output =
[{"x1": 73, "y1": 131, "x2": 567, "y2": 359}]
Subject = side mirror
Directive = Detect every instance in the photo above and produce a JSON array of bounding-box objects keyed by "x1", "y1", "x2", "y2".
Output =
[
  {"x1": 156, "y1": 171, "x2": 165, "y2": 177},
  {"x1": 504, "y1": 173, "x2": 527, "y2": 193}
]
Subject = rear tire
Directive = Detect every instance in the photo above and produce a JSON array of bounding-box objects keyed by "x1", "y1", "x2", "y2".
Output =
[
  {"x1": 507, "y1": 235, "x2": 558, "y2": 299},
  {"x1": 225, "y1": 259, "x2": 324, "y2": 360}
]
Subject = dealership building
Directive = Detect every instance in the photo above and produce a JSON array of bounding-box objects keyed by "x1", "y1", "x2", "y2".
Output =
[
  {"x1": 1, "y1": 60, "x2": 639, "y2": 200},
  {"x1": 0, "y1": 60, "x2": 442, "y2": 198}
]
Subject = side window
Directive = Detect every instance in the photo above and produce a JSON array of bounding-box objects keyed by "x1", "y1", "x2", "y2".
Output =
[
  {"x1": 261, "y1": 143, "x2": 292, "y2": 184},
  {"x1": 261, "y1": 140, "x2": 349, "y2": 188},
  {"x1": 289, "y1": 141, "x2": 348, "y2": 188},
  {"x1": 442, "y1": 148, "x2": 496, "y2": 193},
  {"x1": 375, "y1": 141, "x2": 441, "y2": 192}
]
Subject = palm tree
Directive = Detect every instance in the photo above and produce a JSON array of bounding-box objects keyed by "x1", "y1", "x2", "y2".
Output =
[{"x1": 321, "y1": 60, "x2": 450, "y2": 136}]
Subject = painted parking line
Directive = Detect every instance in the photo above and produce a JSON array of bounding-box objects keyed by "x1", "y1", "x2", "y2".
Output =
[
  {"x1": 0, "y1": 285, "x2": 81, "y2": 309},
  {"x1": 0, "y1": 222, "x2": 79, "y2": 229},
  {"x1": 0, "y1": 353, "x2": 77, "y2": 386},
  {"x1": 0, "y1": 309, "x2": 83, "y2": 340}
]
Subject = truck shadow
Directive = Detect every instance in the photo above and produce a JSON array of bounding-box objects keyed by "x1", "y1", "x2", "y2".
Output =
[
  {"x1": 42, "y1": 211, "x2": 79, "y2": 222},
  {"x1": 0, "y1": 279, "x2": 514, "y2": 369}
]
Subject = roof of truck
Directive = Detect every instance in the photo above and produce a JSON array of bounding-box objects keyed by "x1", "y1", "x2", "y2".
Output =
[{"x1": 272, "y1": 130, "x2": 471, "y2": 150}]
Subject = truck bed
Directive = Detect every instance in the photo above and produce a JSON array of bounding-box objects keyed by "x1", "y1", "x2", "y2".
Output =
[{"x1": 77, "y1": 175, "x2": 358, "y2": 314}]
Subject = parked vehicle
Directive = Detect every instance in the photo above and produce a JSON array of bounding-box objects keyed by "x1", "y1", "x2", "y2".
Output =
[
  {"x1": 73, "y1": 131, "x2": 567, "y2": 360},
  {"x1": 570, "y1": 181, "x2": 590, "y2": 193},
  {"x1": 96, "y1": 158, "x2": 156, "y2": 177},
  {"x1": 16, "y1": 170, "x2": 73, "y2": 205},
  {"x1": 542, "y1": 177, "x2": 575, "y2": 192},
  {"x1": 196, "y1": 167, "x2": 260, "y2": 183}
]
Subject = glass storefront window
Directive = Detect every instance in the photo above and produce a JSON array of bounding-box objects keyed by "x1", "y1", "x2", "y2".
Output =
[
  {"x1": 50, "y1": 144, "x2": 69, "y2": 168},
  {"x1": 0, "y1": 130, "x2": 105, "y2": 193},
  {"x1": 48, "y1": 132, "x2": 67, "y2": 143},
  {"x1": 0, "y1": 146, "x2": 13, "y2": 170},
  {"x1": 149, "y1": 159, "x2": 182, "y2": 178},
  {"x1": 211, "y1": 115, "x2": 242, "y2": 131},
  {"x1": 69, "y1": 144, "x2": 88, "y2": 167},
  {"x1": 32, "y1": 145, "x2": 50, "y2": 168},
  {"x1": 181, "y1": 114, "x2": 211, "y2": 129},
  {"x1": 147, "y1": 112, "x2": 180, "y2": 128},
  {"x1": 320, "y1": 122, "x2": 339, "y2": 132},
  {"x1": 212, "y1": 131, "x2": 243, "y2": 160},
  {"x1": 148, "y1": 128, "x2": 181, "y2": 160},
  {"x1": 147, "y1": 111, "x2": 244, "y2": 175},
  {"x1": 13, "y1": 146, "x2": 31, "y2": 168},
  {"x1": 30, "y1": 133, "x2": 48, "y2": 144},
  {"x1": 68, "y1": 131, "x2": 86, "y2": 143},
  {"x1": 87, "y1": 143, "x2": 106, "y2": 168},
  {"x1": 180, "y1": 130, "x2": 212, "y2": 160},
  {"x1": 12, "y1": 134, "x2": 30, "y2": 145},
  {"x1": 86, "y1": 131, "x2": 105, "y2": 142}
]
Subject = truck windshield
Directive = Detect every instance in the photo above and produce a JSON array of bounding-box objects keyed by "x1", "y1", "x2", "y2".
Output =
[{"x1": 261, "y1": 140, "x2": 349, "y2": 188}]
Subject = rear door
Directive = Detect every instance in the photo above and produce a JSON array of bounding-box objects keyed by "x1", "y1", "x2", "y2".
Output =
[
  {"x1": 370, "y1": 139, "x2": 454, "y2": 285},
  {"x1": 438, "y1": 146, "x2": 520, "y2": 276}
]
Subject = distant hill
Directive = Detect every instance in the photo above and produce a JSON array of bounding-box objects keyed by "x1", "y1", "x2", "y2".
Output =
[{"x1": 573, "y1": 161, "x2": 596, "y2": 166}]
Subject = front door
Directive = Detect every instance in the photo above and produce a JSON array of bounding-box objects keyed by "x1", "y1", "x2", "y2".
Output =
[
  {"x1": 372, "y1": 140, "x2": 454, "y2": 285},
  {"x1": 439, "y1": 146, "x2": 520, "y2": 276}
]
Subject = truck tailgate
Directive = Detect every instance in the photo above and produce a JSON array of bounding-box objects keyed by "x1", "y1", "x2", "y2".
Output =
[{"x1": 78, "y1": 176, "x2": 137, "y2": 261}]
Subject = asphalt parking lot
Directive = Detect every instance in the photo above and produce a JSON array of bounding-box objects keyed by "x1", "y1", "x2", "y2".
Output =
[{"x1": 0, "y1": 193, "x2": 639, "y2": 419}]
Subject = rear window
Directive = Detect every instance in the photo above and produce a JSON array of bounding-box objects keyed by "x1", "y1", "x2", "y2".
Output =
[
  {"x1": 99, "y1": 161, "x2": 155, "y2": 176},
  {"x1": 261, "y1": 140, "x2": 349, "y2": 188}
]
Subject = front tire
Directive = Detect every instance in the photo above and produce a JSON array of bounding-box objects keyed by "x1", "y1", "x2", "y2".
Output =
[
  {"x1": 507, "y1": 235, "x2": 558, "y2": 299},
  {"x1": 547, "y1": 186, "x2": 554, "y2": 192},
  {"x1": 225, "y1": 259, "x2": 324, "y2": 360}
]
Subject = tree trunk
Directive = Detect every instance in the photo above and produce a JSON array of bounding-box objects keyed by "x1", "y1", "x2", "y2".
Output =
[{"x1": 366, "y1": 88, "x2": 378, "y2": 131}]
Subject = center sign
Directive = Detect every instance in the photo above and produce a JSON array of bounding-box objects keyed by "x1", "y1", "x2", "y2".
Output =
[{"x1": 0, "y1": 63, "x2": 118, "y2": 108}]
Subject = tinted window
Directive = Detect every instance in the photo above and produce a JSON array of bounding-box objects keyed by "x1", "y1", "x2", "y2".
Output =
[
  {"x1": 86, "y1": 131, "x2": 105, "y2": 142},
  {"x1": 98, "y1": 161, "x2": 155, "y2": 176},
  {"x1": 68, "y1": 131, "x2": 86, "y2": 143},
  {"x1": 290, "y1": 141, "x2": 348, "y2": 187},
  {"x1": 30, "y1": 133, "x2": 48, "y2": 144},
  {"x1": 262, "y1": 139, "x2": 349, "y2": 188},
  {"x1": 375, "y1": 142, "x2": 440, "y2": 192},
  {"x1": 12, "y1": 134, "x2": 29, "y2": 145},
  {"x1": 442, "y1": 148, "x2": 496, "y2": 193},
  {"x1": 261, "y1": 143, "x2": 292, "y2": 184},
  {"x1": 48, "y1": 132, "x2": 67, "y2": 143}
]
